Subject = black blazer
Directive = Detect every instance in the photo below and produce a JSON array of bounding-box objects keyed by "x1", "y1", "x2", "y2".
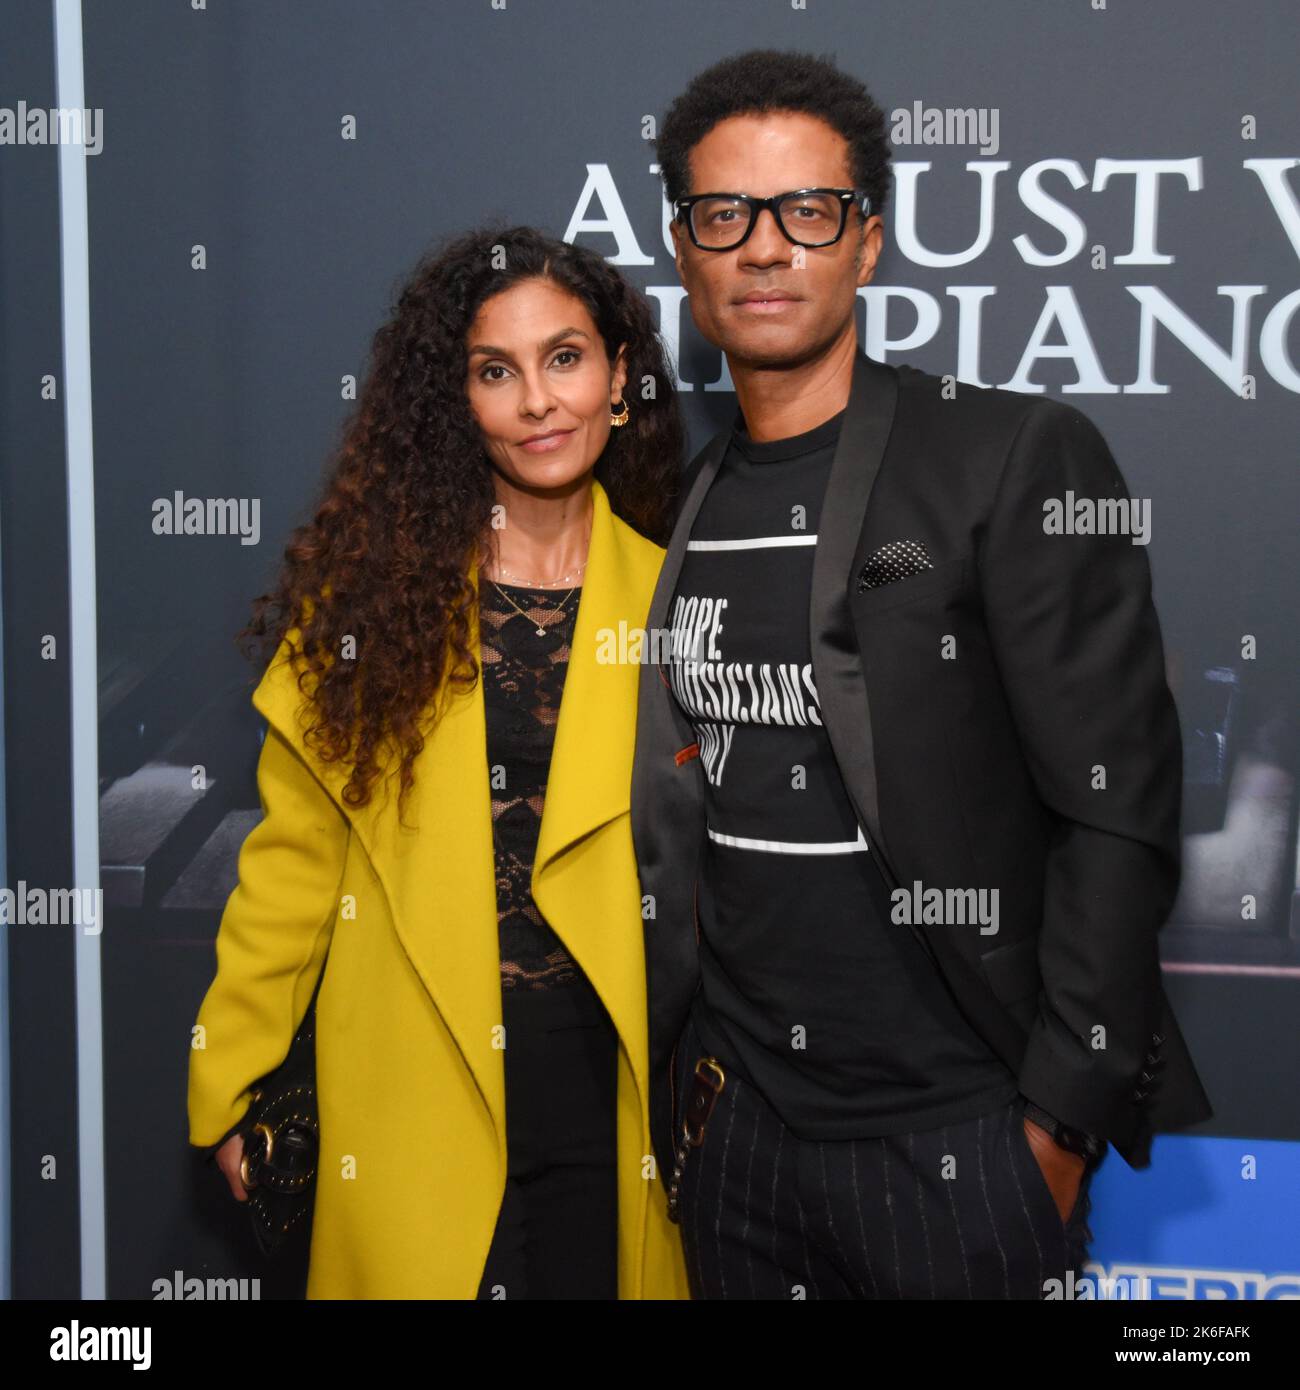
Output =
[{"x1": 631, "y1": 348, "x2": 1213, "y2": 1185}]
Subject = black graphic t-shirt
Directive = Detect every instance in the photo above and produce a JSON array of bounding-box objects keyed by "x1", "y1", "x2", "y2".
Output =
[{"x1": 668, "y1": 406, "x2": 1017, "y2": 1139}]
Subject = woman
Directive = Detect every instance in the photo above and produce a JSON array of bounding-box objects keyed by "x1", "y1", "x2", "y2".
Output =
[{"x1": 187, "y1": 224, "x2": 690, "y2": 1299}]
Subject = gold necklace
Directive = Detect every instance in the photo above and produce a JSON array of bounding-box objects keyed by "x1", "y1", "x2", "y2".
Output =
[
  {"x1": 489, "y1": 580, "x2": 578, "y2": 637},
  {"x1": 498, "y1": 558, "x2": 588, "y2": 586},
  {"x1": 487, "y1": 517, "x2": 593, "y2": 589}
]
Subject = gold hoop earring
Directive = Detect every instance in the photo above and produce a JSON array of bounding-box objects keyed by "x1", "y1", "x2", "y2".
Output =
[{"x1": 610, "y1": 398, "x2": 630, "y2": 427}]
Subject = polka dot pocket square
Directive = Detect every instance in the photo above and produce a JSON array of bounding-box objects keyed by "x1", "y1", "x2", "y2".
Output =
[{"x1": 856, "y1": 539, "x2": 936, "y2": 592}]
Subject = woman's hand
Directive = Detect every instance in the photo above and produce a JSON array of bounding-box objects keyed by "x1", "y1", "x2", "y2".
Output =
[{"x1": 215, "y1": 1132, "x2": 250, "y2": 1203}]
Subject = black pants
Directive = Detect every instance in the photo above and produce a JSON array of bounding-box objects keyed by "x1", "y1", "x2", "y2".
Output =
[
  {"x1": 672, "y1": 1010, "x2": 1101, "y2": 1300},
  {"x1": 476, "y1": 984, "x2": 619, "y2": 1299}
]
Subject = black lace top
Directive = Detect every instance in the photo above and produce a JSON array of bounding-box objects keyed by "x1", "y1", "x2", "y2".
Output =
[{"x1": 479, "y1": 578, "x2": 591, "y2": 994}]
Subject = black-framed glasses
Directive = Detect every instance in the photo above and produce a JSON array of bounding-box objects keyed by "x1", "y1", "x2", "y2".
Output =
[{"x1": 673, "y1": 187, "x2": 873, "y2": 251}]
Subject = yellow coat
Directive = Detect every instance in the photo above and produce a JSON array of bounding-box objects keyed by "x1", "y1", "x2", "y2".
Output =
[{"x1": 188, "y1": 478, "x2": 690, "y2": 1300}]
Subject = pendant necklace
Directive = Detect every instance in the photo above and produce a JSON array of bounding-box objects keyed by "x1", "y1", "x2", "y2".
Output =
[{"x1": 489, "y1": 580, "x2": 577, "y2": 637}]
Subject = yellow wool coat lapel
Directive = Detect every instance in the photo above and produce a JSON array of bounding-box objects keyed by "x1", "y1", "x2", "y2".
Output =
[{"x1": 188, "y1": 479, "x2": 690, "y2": 1299}]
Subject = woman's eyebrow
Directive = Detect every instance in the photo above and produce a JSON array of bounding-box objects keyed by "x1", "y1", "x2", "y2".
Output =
[{"x1": 467, "y1": 327, "x2": 591, "y2": 360}]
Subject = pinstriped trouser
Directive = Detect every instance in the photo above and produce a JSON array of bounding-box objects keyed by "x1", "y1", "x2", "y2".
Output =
[{"x1": 672, "y1": 1013, "x2": 1099, "y2": 1300}]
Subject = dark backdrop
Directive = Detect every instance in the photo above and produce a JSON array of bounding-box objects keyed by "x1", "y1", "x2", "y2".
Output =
[{"x1": 3, "y1": 0, "x2": 1296, "y2": 1298}]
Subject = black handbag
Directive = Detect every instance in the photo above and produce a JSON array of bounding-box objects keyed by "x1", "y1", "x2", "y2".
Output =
[{"x1": 236, "y1": 970, "x2": 324, "y2": 1258}]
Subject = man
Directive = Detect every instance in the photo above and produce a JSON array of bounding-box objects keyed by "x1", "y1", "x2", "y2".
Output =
[{"x1": 630, "y1": 49, "x2": 1213, "y2": 1300}]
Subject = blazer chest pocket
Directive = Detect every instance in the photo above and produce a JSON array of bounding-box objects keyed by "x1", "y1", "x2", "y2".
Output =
[{"x1": 851, "y1": 555, "x2": 970, "y2": 615}]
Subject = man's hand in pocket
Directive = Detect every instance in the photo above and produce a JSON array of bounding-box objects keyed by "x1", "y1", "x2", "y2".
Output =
[{"x1": 1022, "y1": 1115, "x2": 1087, "y2": 1224}]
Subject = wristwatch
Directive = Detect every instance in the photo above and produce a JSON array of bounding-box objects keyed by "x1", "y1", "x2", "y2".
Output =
[{"x1": 1022, "y1": 1099, "x2": 1106, "y2": 1163}]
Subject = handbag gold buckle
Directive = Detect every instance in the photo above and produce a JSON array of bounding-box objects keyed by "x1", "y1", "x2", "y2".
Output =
[{"x1": 239, "y1": 1122, "x2": 275, "y2": 1190}]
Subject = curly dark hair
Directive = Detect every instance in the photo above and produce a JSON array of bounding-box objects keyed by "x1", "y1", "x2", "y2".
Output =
[
  {"x1": 239, "y1": 224, "x2": 683, "y2": 820},
  {"x1": 655, "y1": 48, "x2": 893, "y2": 222}
]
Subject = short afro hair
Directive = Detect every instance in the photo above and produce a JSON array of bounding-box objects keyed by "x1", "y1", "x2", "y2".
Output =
[{"x1": 655, "y1": 49, "x2": 893, "y2": 221}]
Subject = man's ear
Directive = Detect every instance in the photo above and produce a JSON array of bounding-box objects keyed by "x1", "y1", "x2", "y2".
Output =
[
  {"x1": 855, "y1": 215, "x2": 885, "y2": 289},
  {"x1": 669, "y1": 218, "x2": 687, "y2": 281}
]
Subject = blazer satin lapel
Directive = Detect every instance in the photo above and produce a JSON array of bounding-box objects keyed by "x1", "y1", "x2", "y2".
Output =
[
  {"x1": 810, "y1": 350, "x2": 902, "y2": 884},
  {"x1": 629, "y1": 424, "x2": 728, "y2": 902},
  {"x1": 644, "y1": 428, "x2": 729, "y2": 638}
]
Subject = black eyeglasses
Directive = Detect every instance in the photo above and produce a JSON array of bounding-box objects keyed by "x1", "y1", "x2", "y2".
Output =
[{"x1": 673, "y1": 187, "x2": 873, "y2": 251}]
